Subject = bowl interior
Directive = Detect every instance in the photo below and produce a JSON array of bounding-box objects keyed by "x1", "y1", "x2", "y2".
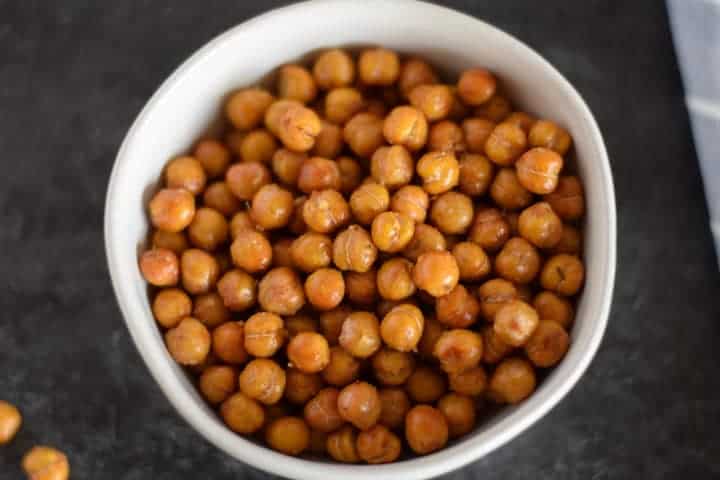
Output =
[{"x1": 105, "y1": 1, "x2": 615, "y2": 479}]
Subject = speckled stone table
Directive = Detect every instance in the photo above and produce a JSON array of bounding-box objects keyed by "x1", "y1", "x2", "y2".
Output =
[{"x1": 1, "y1": 1, "x2": 719, "y2": 479}]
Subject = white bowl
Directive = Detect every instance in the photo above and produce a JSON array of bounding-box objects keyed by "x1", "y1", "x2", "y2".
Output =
[{"x1": 104, "y1": 1, "x2": 616, "y2": 478}]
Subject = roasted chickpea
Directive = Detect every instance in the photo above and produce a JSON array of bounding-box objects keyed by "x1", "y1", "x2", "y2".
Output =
[
  {"x1": 312, "y1": 122, "x2": 344, "y2": 159},
  {"x1": 217, "y1": 269, "x2": 256, "y2": 311},
  {"x1": 428, "y1": 120, "x2": 466, "y2": 153},
  {"x1": 372, "y1": 347, "x2": 416, "y2": 386},
  {"x1": 285, "y1": 369, "x2": 323, "y2": 405},
  {"x1": 239, "y1": 129, "x2": 277, "y2": 164},
  {"x1": 358, "y1": 48, "x2": 399, "y2": 86},
  {"x1": 345, "y1": 270, "x2": 378, "y2": 307},
  {"x1": 356, "y1": 424, "x2": 402, "y2": 464},
  {"x1": 481, "y1": 324, "x2": 513, "y2": 364},
  {"x1": 21, "y1": 446, "x2": 70, "y2": 480},
  {"x1": 495, "y1": 237, "x2": 541, "y2": 285},
  {"x1": 297, "y1": 156, "x2": 341, "y2": 193},
  {"x1": 326, "y1": 425, "x2": 360, "y2": 463},
  {"x1": 405, "y1": 405, "x2": 449, "y2": 454},
  {"x1": 533, "y1": 291, "x2": 574, "y2": 328},
  {"x1": 484, "y1": 122, "x2": 527, "y2": 166},
  {"x1": 229, "y1": 211, "x2": 256, "y2": 239},
  {"x1": 265, "y1": 417, "x2": 311, "y2": 456},
  {"x1": 165, "y1": 155, "x2": 207, "y2": 195},
  {"x1": 488, "y1": 357, "x2": 537, "y2": 403},
  {"x1": 349, "y1": 182, "x2": 390, "y2": 225},
  {"x1": 493, "y1": 300, "x2": 540, "y2": 347},
  {"x1": 319, "y1": 306, "x2": 351, "y2": 345},
  {"x1": 226, "y1": 161, "x2": 271, "y2": 201},
  {"x1": 378, "y1": 303, "x2": 423, "y2": 352},
  {"x1": 337, "y1": 156, "x2": 363, "y2": 194},
  {"x1": 516, "y1": 147, "x2": 564, "y2": 194},
  {"x1": 228, "y1": 230, "x2": 271, "y2": 273},
  {"x1": 165, "y1": 317, "x2": 211, "y2": 365},
  {"x1": 377, "y1": 388, "x2": 409, "y2": 430},
  {"x1": 325, "y1": 87, "x2": 365, "y2": 124},
  {"x1": 344, "y1": 112, "x2": 385, "y2": 158},
  {"x1": 416, "y1": 151, "x2": 459, "y2": 194},
  {"x1": 457, "y1": 68, "x2": 496, "y2": 105},
  {"x1": 543, "y1": 175, "x2": 585, "y2": 221},
  {"x1": 413, "y1": 251, "x2": 459, "y2": 297},
  {"x1": 337, "y1": 381, "x2": 381, "y2": 430},
  {"x1": 238, "y1": 358, "x2": 286, "y2": 405},
  {"x1": 490, "y1": 168, "x2": 533, "y2": 211},
  {"x1": 548, "y1": 224, "x2": 582, "y2": 255},
  {"x1": 323, "y1": 346, "x2": 361, "y2": 387},
  {"x1": 305, "y1": 388, "x2": 345, "y2": 433},
  {"x1": 408, "y1": 84, "x2": 453, "y2": 121},
  {"x1": 302, "y1": 189, "x2": 350, "y2": 234},
  {"x1": 528, "y1": 119, "x2": 572, "y2": 156},
  {"x1": 152, "y1": 288, "x2": 192, "y2": 329},
  {"x1": 525, "y1": 320, "x2": 570, "y2": 367},
  {"x1": 271, "y1": 148, "x2": 306, "y2": 187},
  {"x1": 339, "y1": 311, "x2": 381, "y2": 359},
  {"x1": 193, "y1": 292, "x2": 230, "y2": 327},
  {"x1": 210, "y1": 321, "x2": 246, "y2": 364},
  {"x1": 226, "y1": 88, "x2": 274, "y2": 130},
  {"x1": 149, "y1": 188, "x2": 196, "y2": 233},
  {"x1": 398, "y1": 58, "x2": 438, "y2": 97},
  {"x1": 187, "y1": 207, "x2": 228, "y2": 251},
  {"x1": 220, "y1": 392, "x2": 265, "y2": 434},
  {"x1": 258, "y1": 267, "x2": 305, "y2": 315},
  {"x1": 383, "y1": 106, "x2": 428, "y2": 151},
  {"x1": 403, "y1": 224, "x2": 447, "y2": 261},
  {"x1": 305, "y1": 268, "x2": 345, "y2": 311},
  {"x1": 475, "y1": 94, "x2": 512, "y2": 122},
  {"x1": 242, "y1": 312, "x2": 285, "y2": 357},
  {"x1": 181, "y1": 249, "x2": 219, "y2": 294},
  {"x1": 199, "y1": 365, "x2": 237, "y2": 405},
  {"x1": 278, "y1": 64, "x2": 317, "y2": 104},
  {"x1": 203, "y1": 181, "x2": 241, "y2": 216},
  {"x1": 438, "y1": 393, "x2": 476, "y2": 438},
  {"x1": 468, "y1": 207, "x2": 509, "y2": 252},
  {"x1": 451, "y1": 242, "x2": 490, "y2": 282},
  {"x1": 370, "y1": 145, "x2": 413, "y2": 189},
  {"x1": 405, "y1": 366, "x2": 446, "y2": 403},
  {"x1": 333, "y1": 225, "x2": 378, "y2": 272},
  {"x1": 390, "y1": 185, "x2": 428, "y2": 223},
  {"x1": 251, "y1": 183, "x2": 294, "y2": 230},
  {"x1": 376, "y1": 257, "x2": 415, "y2": 301},
  {"x1": 195, "y1": 139, "x2": 231, "y2": 178},
  {"x1": 518, "y1": 202, "x2": 563, "y2": 248},
  {"x1": 313, "y1": 49, "x2": 355, "y2": 90},
  {"x1": 288, "y1": 232, "x2": 332, "y2": 273},
  {"x1": 430, "y1": 191, "x2": 474, "y2": 235},
  {"x1": 417, "y1": 316, "x2": 446, "y2": 360},
  {"x1": 540, "y1": 254, "x2": 585, "y2": 296},
  {"x1": 435, "y1": 284, "x2": 481, "y2": 328},
  {"x1": 458, "y1": 153, "x2": 494, "y2": 197},
  {"x1": 0, "y1": 400, "x2": 21, "y2": 445},
  {"x1": 288, "y1": 332, "x2": 331, "y2": 373},
  {"x1": 370, "y1": 211, "x2": 415, "y2": 253},
  {"x1": 462, "y1": 117, "x2": 496, "y2": 153},
  {"x1": 504, "y1": 111, "x2": 536, "y2": 133},
  {"x1": 433, "y1": 329, "x2": 483, "y2": 373},
  {"x1": 139, "y1": 248, "x2": 179, "y2": 287},
  {"x1": 448, "y1": 365, "x2": 487, "y2": 397},
  {"x1": 273, "y1": 102, "x2": 323, "y2": 152},
  {"x1": 152, "y1": 230, "x2": 188, "y2": 255},
  {"x1": 477, "y1": 278, "x2": 517, "y2": 321}
]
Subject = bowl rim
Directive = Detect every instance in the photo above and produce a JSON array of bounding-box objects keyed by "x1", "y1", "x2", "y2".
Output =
[{"x1": 104, "y1": 1, "x2": 616, "y2": 478}]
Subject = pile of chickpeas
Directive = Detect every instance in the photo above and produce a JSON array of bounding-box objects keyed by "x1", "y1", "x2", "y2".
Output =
[{"x1": 140, "y1": 47, "x2": 585, "y2": 463}]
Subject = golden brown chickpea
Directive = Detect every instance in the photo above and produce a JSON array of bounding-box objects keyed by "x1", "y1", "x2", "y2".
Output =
[
  {"x1": 239, "y1": 129, "x2": 277, "y2": 164},
  {"x1": 140, "y1": 248, "x2": 179, "y2": 286},
  {"x1": 390, "y1": 185, "x2": 428, "y2": 223},
  {"x1": 304, "y1": 388, "x2": 345, "y2": 433},
  {"x1": 438, "y1": 393, "x2": 476, "y2": 438},
  {"x1": 211, "y1": 321, "x2": 247, "y2": 364},
  {"x1": 457, "y1": 68, "x2": 497, "y2": 106},
  {"x1": 226, "y1": 88, "x2": 274, "y2": 131},
  {"x1": 405, "y1": 405, "x2": 449, "y2": 454},
  {"x1": 339, "y1": 311, "x2": 381, "y2": 358},
  {"x1": 199, "y1": 365, "x2": 237, "y2": 405},
  {"x1": 239, "y1": 358, "x2": 286, "y2": 405},
  {"x1": 398, "y1": 58, "x2": 439, "y2": 97},
  {"x1": 433, "y1": 329, "x2": 483, "y2": 373},
  {"x1": 490, "y1": 168, "x2": 533, "y2": 210},
  {"x1": 448, "y1": 365, "x2": 487, "y2": 396},
  {"x1": 217, "y1": 269, "x2": 256, "y2": 311},
  {"x1": 372, "y1": 347, "x2": 416, "y2": 386},
  {"x1": 289, "y1": 232, "x2": 333, "y2": 273},
  {"x1": 251, "y1": 183, "x2": 294, "y2": 230},
  {"x1": 312, "y1": 122, "x2": 344, "y2": 159},
  {"x1": 462, "y1": 117, "x2": 496, "y2": 153},
  {"x1": 188, "y1": 207, "x2": 228, "y2": 251},
  {"x1": 430, "y1": 192, "x2": 474, "y2": 235},
  {"x1": 225, "y1": 161, "x2": 271, "y2": 201},
  {"x1": 333, "y1": 225, "x2": 378, "y2": 272},
  {"x1": 533, "y1": 291, "x2": 574, "y2": 328},
  {"x1": 203, "y1": 181, "x2": 241, "y2": 216},
  {"x1": 165, "y1": 317, "x2": 211, "y2": 365},
  {"x1": 376, "y1": 389, "x2": 409, "y2": 431},
  {"x1": 494, "y1": 300, "x2": 540, "y2": 347},
  {"x1": 320, "y1": 306, "x2": 351, "y2": 345},
  {"x1": 371, "y1": 211, "x2": 415, "y2": 253},
  {"x1": 383, "y1": 106, "x2": 428, "y2": 151},
  {"x1": 302, "y1": 189, "x2": 350, "y2": 234},
  {"x1": 477, "y1": 278, "x2": 518, "y2": 321},
  {"x1": 313, "y1": 49, "x2": 355, "y2": 90},
  {"x1": 337, "y1": 381, "x2": 381, "y2": 430},
  {"x1": 165, "y1": 155, "x2": 207, "y2": 195},
  {"x1": 413, "y1": 250, "x2": 459, "y2": 297},
  {"x1": 458, "y1": 153, "x2": 494, "y2": 197},
  {"x1": 229, "y1": 230, "x2": 271, "y2": 274},
  {"x1": 271, "y1": 148, "x2": 306, "y2": 187},
  {"x1": 152, "y1": 230, "x2": 188, "y2": 255},
  {"x1": 481, "y1": 324, "x2": 513, "y2": 364},
  {"x1": 305, "y1": 268, "x2": 345, "y2": 311},
  {"x1": 0, "y1": 400, "x2": 21, "y2": 445},
  {"x1": 494, "y1": 237, "x2": 541, "y2": 285},
  {"x1": 543, "y1": 176, "x2": 585, "y2": 221},
  {"x1": 358, "y1": 48, "x2": 399, "y2": 86},
  {"x1": 370, "y1": 145, "x2": 413, "y2": 190},
  {"x1": 428, "y1": 120, "x2": 466, "y2": 153},
  {"x1": 418, "y1": 316, "x2": 446, "y2": 360},
  {"x1": 297, "y1": 156, "x2": 341, "y2": 193},
  {"x1": 285, "y1": 369, "x2": 323, "y2": 405},
  {"x1": 193, "y1": 292, "x2": 230, "y2": 327},
  {"x1": 403, "y1": 224, "x2": 447, "y2": 261},
  {"x1": 349, "y1": 182, "x2": 390, "y2": 225},
  {"x1": 336, "y1": 156, "x2": 363, "y2": 194},
  {"x1": 195, "y1": 139, "x2": 231, "y2": 178},
  {"x1": 488, "y1": 357, "x2": 537, "y2": 404},
  {"x1": 287, "y1": 332, "x2": 331, "y2": 373},
  {"x1": 408, "y1": 84, "x2": 454, "y2": 121},
  {"x1": 258, "y1": 267, "x2": 305, "y2": 315},
  {"x1": 243, "y1": 312, "x2": 285, "y2": 357},
  {"x1": 518, "y1": 202, "x2": 563, "y2": 248},
  {"x1": 548, "y1": 224, "x2": 581, "y2": 256},
  {"x1": 229, "y1": 211, "x2": 256, "y2": 239},
  {"x1": 475, "y1": 94, "x2": 512, "y2": 122},
  {"x1": 149, "y1": 188, "x2": 196, "y2": 233},
  {"x1": 451, "y1": 242, "x2": 490, "y2": 282},
  {"x1": 343, "y1": 112, "x2": 385, "y2": 158},
  {"x1": 345, "y1": 270, "x2": 378, "y2": 307},
  {"x1": 323, "y1": 346, "x2": 361, "y2": 387},
  {"x1": 152, "y1": 288, "x2": 192, "y2": 328},
  {"x1": 274, "y1": 102, "x2": 323, "y2": 152},
  {"x1": 529, "y1": 119, "x2": 572, "y2": 156},
  {"x1": 21, "y1": 446, "x2": 70, "y2": 480},
  {"x1": 278, "y1": 64, "x2": 317, "y2": 104},
  {"x1": 326, "y1": 425, "x2": 360, "y2": 463},
  {"x1": 219, "y1": 393, "x2": 265, "y2": 437},
  {"x1": 525, "y1": 320, "x2": 570, "y2": 367},
  {"x1": 356, "y1": 424, "x2": 402, "y2": 464},
  {"x1": 380, "y1": 303, "x2": 424, "y2": 352},
  {"x1": 325, "y1": 87, "x2": 365, "y2": 124},
  {"x1": 266, "y1": 239, "x2": 292, "y2": 269},
  {"x1": 469, "y1": 207, "x2": 510, "y2": 252},
  {"x1": 505, "y1": 111, "x2": 537, "y2": 133},
  {"x1": 515, "y1": 147, "x2": 564, "y2": 194},
  {"x1": 435, "y1": 284, "x2": 481, "y2": 328},
  {"x1": 484, "y1": 122, "x2": 527, "y2": 166},
  {"x1": 265, "y1": 416, "x2": 311, "y2": 456},
  {"x1": 405, "y1": 366, "x2": 447, "y2": 403},
  {"x1": 416, "y1": 151, "x2": 460, "y2": 194},
  {"x1": 376, "y1": 257, "x2": 415, "y2": 301},
  {"x1": 540, "y1": 254, "x2": 585, "y2": 296}
]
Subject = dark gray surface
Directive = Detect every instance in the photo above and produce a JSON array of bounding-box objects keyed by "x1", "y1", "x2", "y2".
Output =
[{"x1": 1, "y1": 1, "x2": 719, "y2": 478}]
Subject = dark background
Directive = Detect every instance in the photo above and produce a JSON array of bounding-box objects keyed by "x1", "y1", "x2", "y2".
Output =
[{"x1": 1, "y1": 0, "x2": 719, "y2": 478}]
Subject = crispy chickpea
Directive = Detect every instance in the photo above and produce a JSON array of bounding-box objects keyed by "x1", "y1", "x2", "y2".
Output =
[
  {"x1": 288, "y1": 332, "x2": 331, "y2": 373},
  {"x1": 438, "y1": 393, "x2": 476, "y2": 438},
  {"x1": 398, "y1": 58, "x2": 438, "y2": 97},
  {"x1": 243, "y1": 312, "x2": 285, "y2": 357},
  {"x1": 229, "y1": 229, "x2": 272, "y2": 273},
  {"x1": 226, "y1": 88, "x2": 274, "y2": 130},
  {"x1": 449, "y1": 365, "x2": 487, "y2": 397},
  {"x1": 518, "y1": 202, "x2": 563, "y2": 248},
  {"x1": 380, "y1": 304, "x2": 424, "y2": 352},
  {"x1": 349, "y1": 182, "x2": 390, "y2": 225},
  {"x1": 371, "y1": 211, "x2": 415, "y2": 253},
  {"x1": 193, "y1": 292, "x2": 230, "y2": 327},
  {"x1": 457, "y1": 68, "x2": 496, "y2": 105},
  {"x1": 490, "y1": 168, "x2": 533, "y2": 210},
  {"x1": 356, "y1": 424, "x2": 402, "y2": 464},
  {"x1": 199, "y1": 365, "x2": 237, "y2": 405},
  {"x1": 549, "y1": 224, "x2": 581, "y2": 255},
  {"x1": 258, "y1": 267, "x2": 305, "y2": 315},
  {"x1": 203, "y1": 181, "x2": 241, "y2": 216},
  {"x1": 251, "y1": 183, "x2": 294, "y2": 230},
  {"x1": 403, "y1": 224, "x2": 446, "y2": 261},
  {"x1": 229, "y1": 211, "x2": 256, "y2": 239},
  {"x1": 495, "y1": 237, "x2": 541, "y2": 285},
  {"x1": 305, "y1": 268, "x2": 345, "y2": 311},
  {"x1": 302, "y1": 189, "x2": 350, "y2": 234},
  {"x1": 459, "y1": 153, "x2": 494, "y2": 197},
  {"x1": 323, "y1": 346, "x2": 361, "y2": 387},
  {"x1": 165, "y1": 317, "x2": 211, "y2": 365},
  {"x1": 339, "y1": 311, "x2": 381, "y2": 358},
  {"x1": 376, "y1": 257, "x2": 415, "y2": 301},
  {"x1": 451, "y1": 242, "x2": 490, "y2": 282},
  {"x1": 433, "y1": 329, "x2": 483, "y2": 373},
  {"x1": 430, "y1": 192, "x2": 474, "y2": 235},
  {"x1": 325, "y1": 87, "x2": 365, "y2": 124},
  {"x1": 320, "y1": 306, "x2": 351, "y2": 345},
  {"x1": 484, "y1": 122, "x2": 527, "y2": 166},
  {"x1": 313, "y1": 49, "x2": 355, "y2": 90},
  {"x1": 285, "y1": 369, "x2": 323, "y2": 405},
  {"x1": 494, "y1": 300, "x2": 540, "y2": 347},
  {"x1": 405, "y1": 366, "x2": 446, "y2": 403},
  {"x1": 187, "y1": 207, "x2": 228, "y2": 251},
  {"x1": 529, "y1": 120, "x2": 572, "y2": 156},
  {"x1": 221, "y1": 392, "x2": 265, "y2": 434},
  {"x1": 390, "y1": 185, "x2": 428, "y2": 223},
  {"x1": 370, "y1": 145, "x2": 413, "y2": 190},
  {"x1": 226, "y1": 161, "x2": 271, "y2": 201},
  {"x1": 540, "y1": 254, "x2": 585, "y2": 296},
  {"x1": 152, "y1": 288, "x2": 191, "y2": 328},
  {"x1": 265, "y1": 417, "x2": 311, "y2": 456},
  {"x1": 344, "y1": 112, "x2": 385, "y2": 158},
  {"x1": 274, "y1": 102, "x2": 323, "y2": 152},
  {"x1": 290, "y1": 232, "x2": 332, "y2": 273},
  {"x1": 372, "y1": 347, "x2": 416, "y2": 386},
  {"x1": 516, "y1": 147, "x2": 564, "y2": 194},
  {"x1": 481, "y1": 324, "x2": 513, "y2": 364},
  {"x1": 312, "y1": 122, "x2": 344, "y2": 159},
  {"x1": 475, "y1": 94, "x2": 512, "y2": 122},
  {"x1": 239, "y1": 358, "x2": 286, "y2": 405},
  {"x1": 149, "y1": 188, "x2": 196, "y2": 233},
  {"x1": 211, "y1": 321, "x2": 247, "y2": 364},
  {"x1": 428, "y1": 120, "x2": 466, "y2": 153},
  {"x1": 21, "y1": 446, "x2": 70, "y2": 480},
  {"x1": 336, "y1": 156, "x2": 363, "y2": 194},
  {"x1": 195, "y1": 139, "x2": 231, "y2": 178},
  {"x1": 326, "y1": 425, "x2": 360, "y2": 463},
  {"x1": 345, "y1": 270, "x2": 378, "y2": 307},
  {"x1": 337, "y1": 381, "x2": 381, "y2": 430},
  {"x1": 525, "y1": 320, "x2": 570, "y2": 367},
  {"x1": 435, "y1": 284, "x2": 481, "y2": 328},
  {"x1": 462, "y1": 117, "x2": 496, "y2": 153},
  {"x1": 416, "y1": 151, "x2": 459, "y2": 194},
  {"x1": 418, "y1": 316, "x2": 446, "y2": 360},
  {"x1": 305, "y1": 388, "x2": 345, "y2": 433},
  {"x1": 505, "y1": 111, "x2": 536, "y2": 133},
  {"x1": 405, "y1": 405, "x2": 449, "y2": 454},
  {"x1": 533, "y1": 291, "x2": 574, "y2": 328},
  {"x1": 0, "y1": 400, "x2": 21, "y2": 445},
  {"x1": 378, "y1": 388, "x2": 410, "y2": 429},
  {"x1": 165, "y1": 155, "x2": 206, "y2": 195},
  {"x1": 140, "y1": 248, "x2": 179, "y2": 286},
  {"x1": 278, "y1": 64, "x2": 317, "y2": 104},
  {"x1": 239, "y1": 129, "x2": 277, "y2": 164},
  {"x1": 217, "y1": 269, "x2": 256, "y2": 311},
  {"x1": 408, "y1": 84, "x2": 453, "y2": 121},
  {"x1": 152, "y1": 230, "x2": 188, "y2": 255},
  {"x1": 297, "y1": 156, "x2": 341, "y2": 193},
  {"x1": 543, "y1": 175, "x2": 585, "y2": 221},
  {"x1": 477, "y1": 278, "x2": 517, "y2": 321},
  {"x1": 358, "y1": 48, "x2": 399, "y2": 86},
  {"x1": 488, "y1": 357, "x2": 537, "y2": 404},
  {"x1": 469, "y1": 207, "x2": 510, "y2": 252},
  {"x1": 271, "y1": 148, "x2": 306, "y2": 186},
  {"x1": 333, "y1": 225, "x2": 378, "y2": 272},
  {"x1": 383, "y1": 106, "x2": 428, "y2": 151},
  {"x1": 413, "y1": 250, "x2": 459, "y2": 297}
]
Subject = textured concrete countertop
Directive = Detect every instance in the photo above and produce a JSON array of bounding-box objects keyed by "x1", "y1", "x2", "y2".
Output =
[{"x1": 1, "y1": 1, "x2": 719, "y2": 478}]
